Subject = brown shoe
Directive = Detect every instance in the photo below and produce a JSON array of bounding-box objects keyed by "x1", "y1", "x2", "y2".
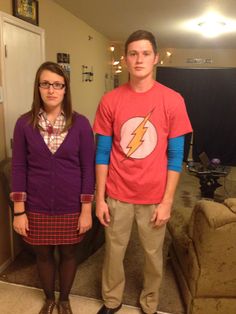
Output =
[
  {"x1": 39, "y1": 299, "x2": 56, "y2": 314},
  {"x1": 57, "y1": 301, "x2": 73, "y2": 314}
]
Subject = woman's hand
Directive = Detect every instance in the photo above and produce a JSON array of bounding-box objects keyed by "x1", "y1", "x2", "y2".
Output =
[
  {"x1": 13, "y1": 214, "x2": 29, "y2": 237},
  {"x1": 77, "y1": 203, "x2": 92, "y2": 235}
]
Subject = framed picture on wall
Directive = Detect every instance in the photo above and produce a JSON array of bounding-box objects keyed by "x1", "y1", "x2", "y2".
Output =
[{"x1": 12, "y1": 0, "x2": 39, "y2": 26}]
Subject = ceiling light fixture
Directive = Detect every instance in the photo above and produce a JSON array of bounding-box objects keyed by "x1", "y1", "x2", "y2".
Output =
[
  {"x1": 185, "y1": 11, "x2": 236, "y2": 38},
  {"x1": 198, "y1": 20, "x2": 226, "y2": 38}
]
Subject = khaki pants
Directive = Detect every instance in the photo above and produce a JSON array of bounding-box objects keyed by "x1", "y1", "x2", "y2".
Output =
[{"x1": 102, "y1": 197, "x2": 166, "y2": 314}]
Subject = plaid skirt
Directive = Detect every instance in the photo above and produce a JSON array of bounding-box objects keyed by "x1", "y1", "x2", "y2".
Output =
[{"x1": 23, "y1": 211, "x2": 84, "y2": 245}]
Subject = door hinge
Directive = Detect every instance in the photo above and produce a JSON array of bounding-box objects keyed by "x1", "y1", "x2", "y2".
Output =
[{"x1": 4, "y1": 45, "x2": 7, "y2": 57}]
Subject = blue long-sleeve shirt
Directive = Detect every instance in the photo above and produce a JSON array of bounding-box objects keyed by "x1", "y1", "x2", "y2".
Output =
[{"x1": 95, "y1": 134, "x2": 184, "y2": 172}]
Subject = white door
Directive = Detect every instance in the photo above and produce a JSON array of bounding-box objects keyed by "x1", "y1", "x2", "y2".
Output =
[{"x1": 0, "y1": 12, "x2": 45, "y2": 157}]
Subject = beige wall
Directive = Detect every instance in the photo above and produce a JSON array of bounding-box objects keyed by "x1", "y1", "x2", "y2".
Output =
[
  {"x1": 39, "y1": 0, "x2": 110, "y2": 123},
  {"x1": 0, "y1": 1, "x2": 11, "y2": 14}
]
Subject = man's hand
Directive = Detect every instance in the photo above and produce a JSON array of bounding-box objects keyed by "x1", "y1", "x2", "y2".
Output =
[
  {"x1": 13, "y1": 214, "x2": 29, "y2": 237},
  {"x1": 151, "y1": 201, "x2": 172, "y2": 227},
  {"x1": 96, "y1": 199, "x2": 110, "y2": 227}
]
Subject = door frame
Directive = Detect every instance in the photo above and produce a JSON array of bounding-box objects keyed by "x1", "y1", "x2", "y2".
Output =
[
  {"x1": 0, "y1": 11, "x2": 45, "y2": 157},
  {"x1": 0, "y1": 11, "x2": 45, "y2": 263}
]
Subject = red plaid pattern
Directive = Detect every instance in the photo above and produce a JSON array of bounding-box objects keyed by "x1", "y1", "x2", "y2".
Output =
[
  {"x1": 10, "y1": 192, "x2": 27, "y2": 202},
  {"x1": 38, "y1": 110, "x2": 67, "y2": 154},
  {"x1": 81, "y1": 194, "x2": 94, "y2": 203},
  {"x1": 23, "y1": 211, "x2": 84, "y2": 245}
]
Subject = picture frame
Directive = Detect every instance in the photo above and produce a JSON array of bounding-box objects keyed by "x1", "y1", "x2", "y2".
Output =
[{"x1": 12, "y1": 0, "x2": 39, "y2": 26}]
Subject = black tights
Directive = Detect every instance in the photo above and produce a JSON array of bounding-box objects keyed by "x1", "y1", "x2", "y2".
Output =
[{"x1": 33, "y1": 244, "x2": 78, "y2": 301}]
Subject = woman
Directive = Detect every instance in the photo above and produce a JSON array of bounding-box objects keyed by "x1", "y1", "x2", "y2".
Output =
[{"x1": 11, "y1": 61, "x2": 95, "y2": 314}]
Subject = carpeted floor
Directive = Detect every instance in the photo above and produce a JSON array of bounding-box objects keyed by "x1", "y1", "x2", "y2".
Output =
[
  {"x1": 0, "y1": 225, "x2": 184, "y2": 314},
  {"x1": 1, "y1": 164, "x2": 236, "y2": 314}
]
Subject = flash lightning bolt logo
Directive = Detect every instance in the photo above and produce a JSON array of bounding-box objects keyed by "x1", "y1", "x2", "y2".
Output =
[{"x1": 126, "y1": 110, "x2": 153, "y2": 158}]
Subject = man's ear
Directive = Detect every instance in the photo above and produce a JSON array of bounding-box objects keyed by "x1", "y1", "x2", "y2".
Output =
[{"x1": 154, "y1": 53, "x2": 159, "y2": 65}]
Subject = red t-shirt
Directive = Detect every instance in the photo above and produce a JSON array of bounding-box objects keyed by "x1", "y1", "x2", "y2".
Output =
[{"x1": 93, "y1": 81, "x2": 192, "y2": 204}]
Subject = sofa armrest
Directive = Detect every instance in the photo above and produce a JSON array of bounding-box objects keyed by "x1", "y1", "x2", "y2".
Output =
[
  {"x1": 187, "y1": 199, "x2": 236, "y2": 296},
  {"x1": 224, "y1": 198, "x2": 236, "y2": 213},
  {"x1": 189, "y1": 199, "x2": 236, "y2": 235}
]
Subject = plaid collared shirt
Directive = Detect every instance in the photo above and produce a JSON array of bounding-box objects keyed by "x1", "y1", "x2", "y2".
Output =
[
  {"x1": 38, "y1": 110, "x2": 67, "y2": 154},
  {"x1": 11, "y1": 110, "x2": 94, "y2": 204}
]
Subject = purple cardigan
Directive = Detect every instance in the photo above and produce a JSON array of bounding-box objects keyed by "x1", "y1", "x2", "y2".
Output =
[{"x1": 11, "y1": 112, "x2": 95, "y2": 215}]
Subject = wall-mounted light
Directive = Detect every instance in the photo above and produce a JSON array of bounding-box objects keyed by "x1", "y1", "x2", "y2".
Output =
[
  {"x1": 110, "y1": 44, "x2": 123, "y2": 75},
  {"x1": 113, "y1": 58, "x2": 123, "y2": 74},
  {"x1": 159, "y1": 50, "x2": 173, "y2": 65},
  {"x1": 115, "y1": 65, "x2": 122, "y2": 74}
]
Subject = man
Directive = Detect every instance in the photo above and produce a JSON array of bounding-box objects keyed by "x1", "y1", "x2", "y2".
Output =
[{"x1": 93, "y1": 30, "x2": 192, "y2": 314}]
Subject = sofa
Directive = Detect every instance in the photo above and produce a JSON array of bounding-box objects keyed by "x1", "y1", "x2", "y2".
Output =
[{"x1": 168, "y1": 197, "x2": 236, "y2": 314}]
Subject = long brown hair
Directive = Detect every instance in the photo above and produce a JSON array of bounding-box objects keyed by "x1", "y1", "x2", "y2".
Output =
[{"x1": 29, "y1": 61, "x2": 73, "y2": 130}]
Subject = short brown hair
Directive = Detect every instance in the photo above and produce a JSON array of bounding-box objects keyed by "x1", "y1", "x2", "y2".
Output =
[
  {"x1": 29, "y1": 61, "x2": 73, "y2": 131},
  {"x1": 124, "y1": 30, "x2": 158, "y2": 55}
]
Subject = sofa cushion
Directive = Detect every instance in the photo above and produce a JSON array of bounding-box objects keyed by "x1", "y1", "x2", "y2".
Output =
[{"x1": 224, "y1": 198, "x2": 236, "y2": 213}]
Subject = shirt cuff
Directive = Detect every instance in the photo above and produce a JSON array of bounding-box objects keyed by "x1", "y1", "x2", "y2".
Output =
[
  {"x1": 80, "y1": 194, "x2": 94, "y2": 203},
  {"x1": 10, "y1": 192, "x2": 27, "y2": 202}
]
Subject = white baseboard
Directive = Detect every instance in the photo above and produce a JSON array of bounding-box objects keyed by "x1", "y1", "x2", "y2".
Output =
[{"x1": 0, "y1": 257, "x2": 12, "y2": 273}]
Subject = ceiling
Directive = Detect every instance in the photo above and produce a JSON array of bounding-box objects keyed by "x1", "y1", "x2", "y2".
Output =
[{"x1": 54, "y1": 0, "x2": 236, "y2": 49}]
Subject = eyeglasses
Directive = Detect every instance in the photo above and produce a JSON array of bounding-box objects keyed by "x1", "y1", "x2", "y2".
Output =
[{"x1": 39, "y1": 81, "x2": 65, "y2": 90}]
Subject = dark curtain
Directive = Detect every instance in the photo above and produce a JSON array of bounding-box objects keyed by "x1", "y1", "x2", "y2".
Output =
[{"x1": 156, "y1": 67, "x2": 236, "y2": 166}]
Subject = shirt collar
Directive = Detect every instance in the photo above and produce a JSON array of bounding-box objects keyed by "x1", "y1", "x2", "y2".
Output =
[{"x1": 38, "y1": 108, "x2": 65, "y2": 117}]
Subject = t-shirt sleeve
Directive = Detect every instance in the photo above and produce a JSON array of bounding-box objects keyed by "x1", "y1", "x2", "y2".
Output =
[
  {"x1": 168, "y1": 93, "x2": 193, "y2": 138},
  {"x1": 93, "y1": 95, "x2": 113, "y2": 136}
]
